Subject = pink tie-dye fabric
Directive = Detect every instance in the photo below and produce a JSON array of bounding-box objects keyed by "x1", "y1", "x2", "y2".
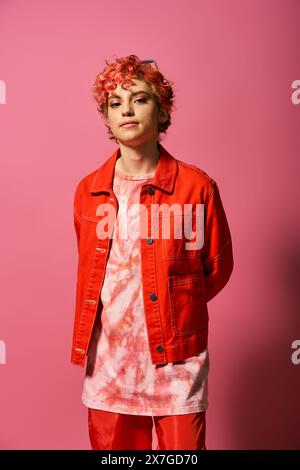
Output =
[{"x1": 81, "y1": 166, "x2": 209, "y2": 416}]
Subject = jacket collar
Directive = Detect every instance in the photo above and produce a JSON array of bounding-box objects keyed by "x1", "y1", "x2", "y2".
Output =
[{"x1": 89, "y1": 142, "x2": 177, "y2": 194}]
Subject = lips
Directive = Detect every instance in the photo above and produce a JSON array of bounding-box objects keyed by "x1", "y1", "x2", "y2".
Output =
[{"x1": 120, "y1": 121, "x2": 139, "y2": 127}]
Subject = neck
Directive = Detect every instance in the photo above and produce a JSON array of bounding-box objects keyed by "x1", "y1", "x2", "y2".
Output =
[{"x1": 115, "y1": 141, "x2": 160, "y2": 175}]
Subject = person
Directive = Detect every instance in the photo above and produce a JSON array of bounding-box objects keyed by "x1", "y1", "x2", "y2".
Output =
[{"x1": 71, "y1": 54, "x2": 234, "y2": 450}]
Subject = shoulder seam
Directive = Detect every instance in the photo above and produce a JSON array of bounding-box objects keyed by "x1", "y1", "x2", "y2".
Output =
[
  {"x1": 176, "y1": 158, "x2": 216, "y2": 183},
  {"x1": 207, "y1": 180, "x2": 217, "y2": 202}
]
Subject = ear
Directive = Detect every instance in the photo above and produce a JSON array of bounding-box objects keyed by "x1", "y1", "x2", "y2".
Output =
[{"x1": 159, "y1": 110, "x2": 168, "y2": 123}]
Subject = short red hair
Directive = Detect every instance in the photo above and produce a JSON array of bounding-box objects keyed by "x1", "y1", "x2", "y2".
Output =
[{"x1": 91, "y1": 54, "x2": 176, "y2": 143}]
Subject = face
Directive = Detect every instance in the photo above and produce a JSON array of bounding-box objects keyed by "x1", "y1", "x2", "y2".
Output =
[{"x1": 105, "y1": 78, "x2": 163, "y2": 145}]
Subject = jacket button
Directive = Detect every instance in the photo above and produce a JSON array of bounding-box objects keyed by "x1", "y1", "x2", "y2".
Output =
[
  {"x1": 146, "y1": 187, "x2": 154, "y2": 195},
  {"x1": 156, "y1": 345, "x2": 164, "y2": 353},
  {"x1": 147, "y1": 238, "x2": 153, "y2": 244},
  {"x1": 150, "y1": 293, "x2": 157, "y2": 301}
]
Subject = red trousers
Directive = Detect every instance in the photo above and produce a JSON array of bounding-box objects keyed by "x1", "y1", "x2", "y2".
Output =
[{"x1": 88, "y1": 408, "x2": 207, "y2": 450}]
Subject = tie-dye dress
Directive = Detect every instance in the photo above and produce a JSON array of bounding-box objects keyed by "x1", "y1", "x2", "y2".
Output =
[{"x1": 81, "y1": 167, "x2": 209, "y2": 416}]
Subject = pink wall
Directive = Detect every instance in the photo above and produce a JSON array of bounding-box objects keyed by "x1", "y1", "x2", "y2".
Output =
[{"x1": 0, "y1": 0, "x2": 299, "y2": 450}]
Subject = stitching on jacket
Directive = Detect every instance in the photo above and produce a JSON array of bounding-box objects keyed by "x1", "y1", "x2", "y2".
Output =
[
  {"x1": 74, "y1": 208, "x2": 100, "y2": 224},
  {"x1": 203, "y1": 237, "x2": 231, "y2": 265},
  {"x1": 79, "y1": 214, "x2": 100, "y2": 223},
  {"x1": 74, "y1": 206, "x2": 82, "y2": 223},
  {"x1": 177, "y1": 159, "x2": 215, "y2": 182},
  {"x1": 206, "y1": 181, "x2": 217, "y2": 204}
]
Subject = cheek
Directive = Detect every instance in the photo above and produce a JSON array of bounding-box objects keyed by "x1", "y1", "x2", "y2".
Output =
[
  {"x1": 146, "y1": 110, "x2": 159, "y2": 125},
  {"x1": 108, "y1": 118, "x2": 118, "y2": 129}
]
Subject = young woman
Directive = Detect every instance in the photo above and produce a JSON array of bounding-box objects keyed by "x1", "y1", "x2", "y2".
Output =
[{"x1": 71, "y1": 54, "x2": 234, "y2": 450}]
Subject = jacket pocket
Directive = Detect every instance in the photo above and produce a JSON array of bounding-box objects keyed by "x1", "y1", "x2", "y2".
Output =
[
  {"x1": 159, "y1": 211, "x2": 202, "y2": 260},
  {"x1": 168, "y1": 272, "x2": 208, "y2": 336}
]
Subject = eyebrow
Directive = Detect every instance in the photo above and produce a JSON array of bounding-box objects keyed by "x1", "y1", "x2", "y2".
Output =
[{"x1": 108, "y1": 90, "x2": 152, "y2": 101}]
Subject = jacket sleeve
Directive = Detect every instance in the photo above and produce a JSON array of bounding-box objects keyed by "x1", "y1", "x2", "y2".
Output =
[
  {"x1": 201, "y1": 180, "x2": 234, "y2": 302},
  {"x1": 73, "y1": 209, "x2": 81, "y2": 254},
  {"x1": 73, "y1": 182, "x2": 82, "y2": 254}
]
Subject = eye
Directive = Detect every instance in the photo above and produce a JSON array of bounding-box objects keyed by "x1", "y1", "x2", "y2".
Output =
[{"x1": 109, "y1": 98, "x2": 148, "y2": 108}]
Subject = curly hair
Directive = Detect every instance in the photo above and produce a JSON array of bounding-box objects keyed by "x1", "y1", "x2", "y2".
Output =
[{"x1": 91, "y1": 54, "x2": 176, "y2": 143}]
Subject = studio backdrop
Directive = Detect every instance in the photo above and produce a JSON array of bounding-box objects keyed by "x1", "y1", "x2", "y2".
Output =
[{"x1": 0, "y1": 0, "x2": 299, "y2": 450}]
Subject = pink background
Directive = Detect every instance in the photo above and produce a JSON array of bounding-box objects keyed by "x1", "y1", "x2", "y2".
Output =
[{"x1": 0, "y1": 0, "x2": 299, "y2": 450}]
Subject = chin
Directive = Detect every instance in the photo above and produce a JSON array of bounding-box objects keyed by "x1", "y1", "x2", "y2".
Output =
[{"x1": 117, "y1": 134, "x2": 144, "y2": 145}]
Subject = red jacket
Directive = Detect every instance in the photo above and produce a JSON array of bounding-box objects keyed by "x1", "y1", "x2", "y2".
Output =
[{"x1": 71, "y1": 143, "x2": 234, "y2": 367}]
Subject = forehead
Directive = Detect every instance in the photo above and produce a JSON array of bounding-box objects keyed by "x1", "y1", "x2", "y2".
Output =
[{"x1": 108, "y1": 78, "x2": 153, "y2": 99}]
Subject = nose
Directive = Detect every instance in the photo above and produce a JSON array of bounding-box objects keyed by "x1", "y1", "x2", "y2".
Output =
[{"x1": 121, "y1": 102, "x2": 134, "y2": 116}]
